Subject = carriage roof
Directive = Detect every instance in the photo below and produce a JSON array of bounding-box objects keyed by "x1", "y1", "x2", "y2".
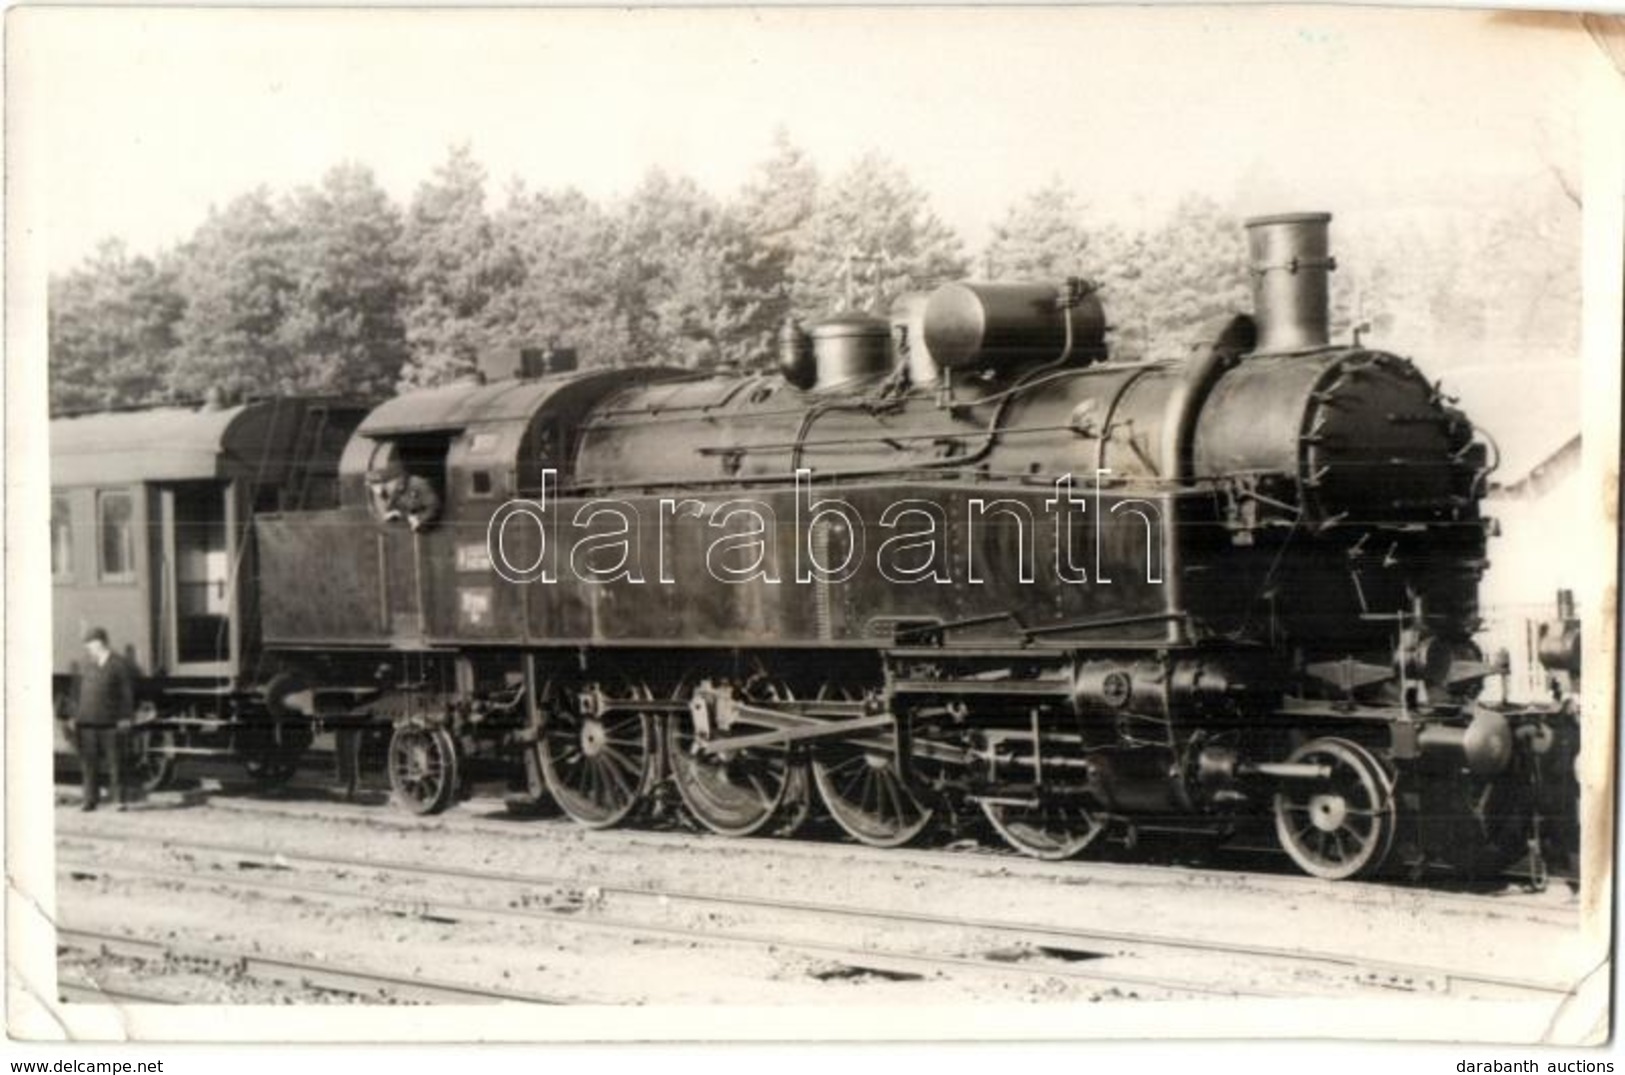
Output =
[{"x1": 50, "y1": 398, "x2": 360, "y2": 487}]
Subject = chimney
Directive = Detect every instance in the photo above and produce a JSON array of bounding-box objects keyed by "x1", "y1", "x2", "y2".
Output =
[{"x1": 1245, "y1": 212, "x2": 1336, "y2": 354}]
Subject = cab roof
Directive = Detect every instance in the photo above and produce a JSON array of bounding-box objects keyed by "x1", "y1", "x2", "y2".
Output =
[
  {"x1": 356, "y1": 369, "x2": 691, "y2": 439},
  {"x1": 358, "y1": 378, "x2": 572, "y2": 437}
]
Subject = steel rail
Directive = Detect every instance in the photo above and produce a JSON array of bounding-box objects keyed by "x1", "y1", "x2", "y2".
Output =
[
  {"x1": 55, "y1": 926, "x2": 570, "y2": 1005},
  {"x1": 57, "y1": 800, "x2": 1573, "y2": 923},
  {"x1": 60, "y1": 833, "x2": 1575, "y2": 1000},
  {"x1": 58, "y1": 858, "x2": 1282, "y2": 1000},
  {"x1": 58, "y1": 982, "x2": 181, "y2": 1005}
]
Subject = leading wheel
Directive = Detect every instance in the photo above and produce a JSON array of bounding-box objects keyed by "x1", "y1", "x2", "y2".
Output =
[
  {"x1": 980, "y1": 799, "x2": 1105, "y2": 860},
  {"x1": 387, "y1": 725, "x2": 460, "y2": 815},
  {"x1": 1273, "y1": 737, "x2": 1396, "y2": 880},
  {"x1": 540, "y1": 690, "x2": 655, "y2": 829}
]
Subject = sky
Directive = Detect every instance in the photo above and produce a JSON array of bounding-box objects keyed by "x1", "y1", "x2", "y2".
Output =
[
  {"x1": 6, "y1": 6, "x2": 1593, "y2": 273},
  {"x1": 9, "y1": 4, "x2": 1614, "y2": 479}
]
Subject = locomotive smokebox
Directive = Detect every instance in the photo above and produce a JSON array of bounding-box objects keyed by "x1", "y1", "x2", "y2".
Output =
[{"x1": 1245, "y1": 211, "x2": 1337, "y2": 354}]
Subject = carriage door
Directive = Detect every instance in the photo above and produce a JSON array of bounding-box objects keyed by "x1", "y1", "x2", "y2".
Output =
[{"x1": 160, "y1": 481, "x2": 235, "y2": 674}]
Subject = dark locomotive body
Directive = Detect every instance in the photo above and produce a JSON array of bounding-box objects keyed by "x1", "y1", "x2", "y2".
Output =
[{"x1": 51, "y1": 211, "x2": 1581, "y2": 882}]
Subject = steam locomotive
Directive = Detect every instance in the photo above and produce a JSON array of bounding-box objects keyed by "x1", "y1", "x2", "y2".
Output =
[{"x1": 51, "y1": 211, "x2": 1581, "y2": 882}]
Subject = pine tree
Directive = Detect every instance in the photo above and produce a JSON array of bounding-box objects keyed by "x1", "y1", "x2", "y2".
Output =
[
  {"x1": 280, "y1": 163, "x2": 410, "y2": 399},
  {"x1": 484, "y1": 184, "x2": 629, "y2": 369},
  {"x1": 170, "y1": 189, "x2": 304, "y2": 398},
  {"x1": 732, "y1": 128, "x2": 820, "y2": 336},
  {"x1": 48, "y1": 240, "x2": 185, "y2": 412},
  {"x1": 983, "y1": 180, "x2": 1094, "y2": 281},
  {"x1": 609, "y1": 169, "x2": 761, "y2": 370},
  {"x1": 1096, "y1": 197, "x2": 1249, "y2": 362},
  {"x1": 396, "y1": 145, "x2": 522, "y2": 388},
  {"x1": 1088, "y1": 223, "x2": 1153, "y2": 361},
  {"x1": 789, "y1": 151, "x2": 968, "y2": 320}
]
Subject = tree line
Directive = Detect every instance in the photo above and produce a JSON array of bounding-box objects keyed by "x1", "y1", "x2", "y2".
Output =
[{"x1": 48, "y1": 134, "x2": 1578, "y2": 413}]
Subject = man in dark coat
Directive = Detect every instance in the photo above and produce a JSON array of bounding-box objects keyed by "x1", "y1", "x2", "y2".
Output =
[
  {"x1": 396, "y1": 474, "x2": 442, "y2": 532},
  {"x1": 366, "y1": 465, "x2": 441, "y2": 532},
  {"x1": 75, "y1": 626, "x2": 134, "y2": 811}
]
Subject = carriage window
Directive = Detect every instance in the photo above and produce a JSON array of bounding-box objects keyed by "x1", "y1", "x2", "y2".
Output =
[
  {"x1": 97, "y1": 490, "x2": 136, "y2": 582},
  {"x1": 470, "y1": 470, "x2": 494, "y2": 496},
  {"x1": 51, "y1": 494, "x2": 73, "y2": 580}
]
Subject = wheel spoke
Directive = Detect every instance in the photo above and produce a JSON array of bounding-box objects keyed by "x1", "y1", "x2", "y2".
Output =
[
  {"x1": 814, "y1": 747, "x2": 934, "y2": 849},
  {"x1": 858, "y1": 771, "x2": 879, "y2": 815},
  {"x1": 597, "y1": 755, "x2": 633, "y2": 803},
  {"x1": 743, "y1": 770, "x2": 773, "y2": 803},
  {"x1": 845, "y1": 770, "x2": 870, "y2": 807},
  {"x1": 668, "y1": 688, "x2": 802, "y2": 839},
  {"x1": 825, "y1": 754, "x2": 867, "y2": 778},
  {"x1": 539, "y1": 695, "x2": 654, "y2": 830},
  {"x1": 879, "y1": 773, "x2": 907, "y2": 826},
  {"x1": 981, "y1": 799, "x2": 1104, "y2": 861},
  {"x1": 599, "y1": 744, "x2": 641, "y2": 779}
]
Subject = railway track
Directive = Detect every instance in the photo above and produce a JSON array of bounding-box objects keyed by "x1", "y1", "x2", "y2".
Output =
[
  {"x1": 59, "y1": 856, "x2": 1275, "y2": 999},
  {"x1": 58, "y1": 829, "x2": 1577, "y2": 1002},
  {"x1": 79, "y1": 792, "x2": 1575, "y2": 926},
  {"x1": 56, "y1": 926, "x2": 572, "y2": 1004}
]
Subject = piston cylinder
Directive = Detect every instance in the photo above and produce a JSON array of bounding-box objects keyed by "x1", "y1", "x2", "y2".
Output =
[{"x1": 1246, "y1": 211, "x2": 1336, "y2": 354}]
